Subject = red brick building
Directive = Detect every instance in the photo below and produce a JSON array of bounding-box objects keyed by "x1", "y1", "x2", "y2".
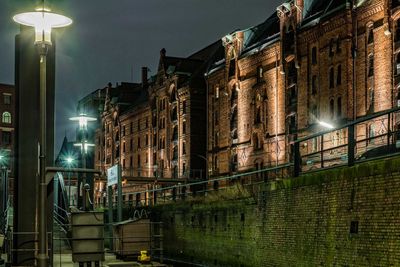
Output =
[
  {"x1": 206, "y1": 0, "x2": 398, "y2": 177},
  {"x1": 0, "y1": 84, "x2": 15, "y2": 189}
]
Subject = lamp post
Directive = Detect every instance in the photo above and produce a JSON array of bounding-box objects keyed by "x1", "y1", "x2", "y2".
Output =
[
  {"x1": 70, "y1": 114, "x2": 96, "y2": 211},
  {"x1": 13, "y1": 6, "x2": 72, "y2": 267},
  {"x1": 65, "y1": 156, "x2": 74, "y2": 207},
  {"x1": 0, "y1": 154, "x2": 7, "y2": 233}
]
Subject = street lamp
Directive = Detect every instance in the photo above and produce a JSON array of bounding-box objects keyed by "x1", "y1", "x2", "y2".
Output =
[
  {"x1": 14, "y1": 6, "x2": 72, "y2": 267},
  {"x1": 70, "y1": 114, "x2": 96, "y2": 211},
  {"x1": 0, "y1": 154, "x2": 7, "y2": 234},
  {"x1": 65, "y1": 156, "x2": 75, "y2": 207}
]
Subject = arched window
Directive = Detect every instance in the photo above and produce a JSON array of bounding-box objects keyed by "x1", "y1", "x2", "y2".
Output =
[
  {"x1": 367, "y1": 26, "x2": 374, "y2": 44},
  {"x1": 2, "y1": 112, "x2": 11, "y2": 124},
  {"x1": 337, "y1": 65, "x2": 342, "y2": 86},
  {"x1": 330, "y1": 99, "x2": 334, "y2": 119}
]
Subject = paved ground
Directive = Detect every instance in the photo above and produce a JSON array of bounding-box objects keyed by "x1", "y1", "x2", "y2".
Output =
[
  {"x1": 52, "y1": 253, "x2": 168, "y2": 267},
  {"x1": 52, "y1": 253, "x2": 124, "y2": 267}
]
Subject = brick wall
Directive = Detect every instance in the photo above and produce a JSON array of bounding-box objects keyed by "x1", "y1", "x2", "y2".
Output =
[{"x1": 155, "y1": 156, "x2": 400, "y2": 266}]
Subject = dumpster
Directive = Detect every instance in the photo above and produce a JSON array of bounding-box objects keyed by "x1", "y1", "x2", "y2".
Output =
[{"x1": 113, "y1": 218, "x2": 150, "y2": 259}]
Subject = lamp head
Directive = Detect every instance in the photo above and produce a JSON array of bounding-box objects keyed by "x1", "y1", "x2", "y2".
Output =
[
  {"x1": 66, "y1": 156, "x2": 74, "y2": 165},
  {"x1": 70, "y1": 114, "x2": 97, "y2": 129},
  {"x1": 13, "y1": 7, "x2": 72, "y2": 45}
]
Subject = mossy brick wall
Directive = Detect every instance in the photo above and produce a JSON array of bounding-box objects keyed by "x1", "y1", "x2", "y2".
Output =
[{"x1": 153, "y1": 157, "x2": 400, "y2": 266}]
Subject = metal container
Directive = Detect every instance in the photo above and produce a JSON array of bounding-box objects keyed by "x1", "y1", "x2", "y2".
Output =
[
  {"x1": 71, "y1": 211, "x2": 105, "y2": 262},
  {"x1": 113, "y1": 219, "x2": 151, "y2": 258}
]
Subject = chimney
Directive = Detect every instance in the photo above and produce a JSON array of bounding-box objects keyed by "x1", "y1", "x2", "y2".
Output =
[
  {"x1": 142, "y1": 67, "x2": 148, "y2": 88},
  {"x1": 160, "y1": 48, "x2": 166, "y2": 57}
]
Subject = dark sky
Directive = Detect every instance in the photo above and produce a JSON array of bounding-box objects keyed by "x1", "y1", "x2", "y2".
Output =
[{"x1": 0, "y1": 0, "x2": 282, "y2": 153}]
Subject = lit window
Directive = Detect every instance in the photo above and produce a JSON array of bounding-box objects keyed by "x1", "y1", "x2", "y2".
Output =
[
  {"x1": 215, "y1": 86, "x2": 219, "y2": 99},
  {"x1": 257, "y1": 66, "x2": 263, "y2": 83},
  {"x1": 2, "y1": 112, "x2": 11, "y2": 124}
]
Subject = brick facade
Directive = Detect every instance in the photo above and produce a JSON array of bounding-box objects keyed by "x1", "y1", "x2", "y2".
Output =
[{"x1": 206, "y1": 0, "x2": 397, "y2": 178}]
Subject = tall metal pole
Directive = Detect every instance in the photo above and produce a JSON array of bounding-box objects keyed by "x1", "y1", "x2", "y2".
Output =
[
  {"x1": 68, "y1": 169, "x2": 72, "y2": 206},
  {"x1": 37, "y1": 43, "x2": 49, "y2": 267},
  {"x1": 82, "y1": 144, "x2": 87, "y2": 210}
]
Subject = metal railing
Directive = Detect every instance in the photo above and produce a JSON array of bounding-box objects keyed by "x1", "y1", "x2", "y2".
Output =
[
  {"x1": 117, "y1": 163, "x2": 294, "y2": 207},
  {"x1": 294, "y1": 107, "x2": 400, "y2": 176}
]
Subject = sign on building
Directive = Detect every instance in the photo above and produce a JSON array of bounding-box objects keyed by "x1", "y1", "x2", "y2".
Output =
[{"x1": 107, "y1": 164, "x2": 119, "y2": 186}]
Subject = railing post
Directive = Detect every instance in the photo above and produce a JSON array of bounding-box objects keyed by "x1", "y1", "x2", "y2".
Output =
[
  {"x1": 294, "y1": 141, "x2": 300, "y2": 177},
  {"x1": 320, "y1": 135, "x2": 324, "y2": 168},
  {"x1": 348, "y1": 124, "x2": 355, "y2": 166}
]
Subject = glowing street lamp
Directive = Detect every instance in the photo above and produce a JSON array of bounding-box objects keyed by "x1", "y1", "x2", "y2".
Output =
[
  {"x1": 13, "y1": 8, "x2": 72, "y2": 45},
  {"x1": 64, "y1": 156, "x2": 75, "y2": 207},
  {"x1": 70, "y1": 114, "x2": 97, "y2": 130},
  {"x1": 70, "y1": 114, "x2": 96, "y2": 210},
  {"x1": 14, "y1": 5, "x2": 72, "y2": 267}
]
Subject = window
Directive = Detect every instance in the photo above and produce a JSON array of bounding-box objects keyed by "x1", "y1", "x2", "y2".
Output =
[
  {"x1": 130, "y1": 139, "x2": 133, "y2": 151},
  {"x1": 255, "y1": 106, "x2": 261, "y2": 124},
  {"x1": 2, "y1": 131, "x2": 10, "y2": 145},
  {"x1": 311, "y1": 47, "x2": 317, "y2": 65},
  {"x1": 337, "y1": 65, "x2": 342, "y2": 86},
  {"x1": 329, "y1": 67, "x2": 334, "y2": 89},
  {"x1": 182, "y1": 121, "x2": 186, "y2": 135},
  {"x1": 330, "y1": 99, "x2": 334, "y2": 119},
  {"x1": 137, "y1": 137, "x2": 141, "y2": 149},
  {"x1": 329, "y1": 38, "x2": 334, "y2": 57},
  {"x1": 122, "y1": 126, "x2": 125, "y2": 136},
  {"x1": 145, "y1": 117, "x2": 149, "y2": 128},
  {"x1": 337, "y1": 97, "x2": 342, "y2": 118},
  {"x1": 122, "y1": 159, "x2": 125, "y2": 169},
  {"x1": 145, "y1": 134, "x2": 149, "y2": 146},
  {"x1": 122, "y1": 142, "x2": 126, "y2": 153},
  {"x1": 368, "y1": 87, "x2": 374, "y2": 112},
  {"x1": 2, "y1": 112, "x2": 11, "y2": 124},
  {"x1": 182, "y1": 142, "x2": 186, "y2": 155},
  {"x1": 368, "y1": 55, "x2": 374, "y2": 77},
  {"x1": 137, "y1": 155, "x2": 141, "y2": 167},
  {"x1": 396, "y1": 53, "x2": 400, "y2": 75},
  {"x1": 312, "y1": 75, "x2": 317, "y2": 95},
  {"x1": 3, "y1": 95, "x2": 11, "y2": 105},
  {"x1": 215, "y1": 85, "x2": 219, "y2": 99},
  {"x1": 336, "y1": 38, "x2": 341, "y2": 53},
  {"x1": 367, "y1": 26, "x2": 374, "y2": 44},
  {"x1": 182, "y1": 100, "x2": 186, "y2": 115},
  {"x1": 257, "y1": 66, "x2": 263, "y2": 83}
]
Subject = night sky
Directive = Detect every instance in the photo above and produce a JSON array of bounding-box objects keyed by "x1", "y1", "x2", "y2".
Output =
[{"x1": 0, "y1": 0, "x2": 282, "y2": 153}]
